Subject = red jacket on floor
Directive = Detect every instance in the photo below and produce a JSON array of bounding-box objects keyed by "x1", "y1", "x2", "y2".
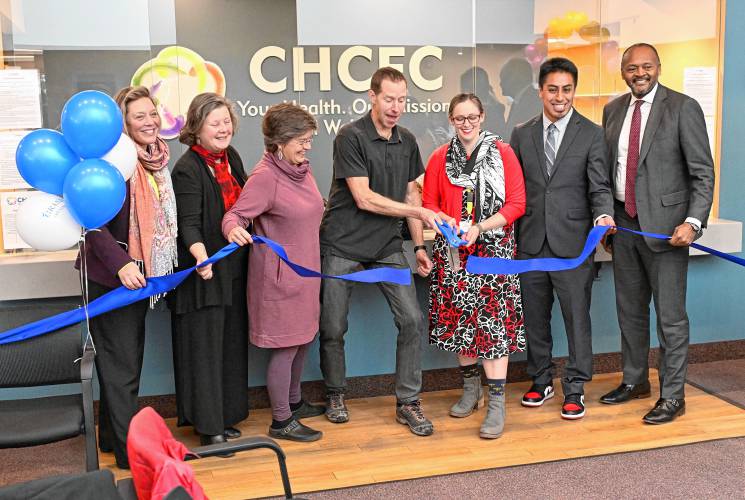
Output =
[{"x1": 127, "y1": 407, "x2": 207, "y2": 500}]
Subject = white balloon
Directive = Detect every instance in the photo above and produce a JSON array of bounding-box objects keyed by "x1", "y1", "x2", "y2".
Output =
[
  {"x1": 102, "y1": 133, "x2": 138, "y2": 180},
  {"x1": 16, "y1": 192, "x2": 82, "y2": 251}
]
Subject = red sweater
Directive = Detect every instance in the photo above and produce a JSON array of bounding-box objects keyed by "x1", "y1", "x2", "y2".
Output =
[{"x1": 422, "y1": 140, "x2": 526, "y2": 226}]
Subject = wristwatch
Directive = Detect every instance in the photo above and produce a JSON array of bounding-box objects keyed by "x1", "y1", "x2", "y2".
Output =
[
  {"x1": 413, "y1": 245, "x2": 427, "y2": 253},
  {"x1": 686, "y1": 221, "x2": 701, "y2": 233}
]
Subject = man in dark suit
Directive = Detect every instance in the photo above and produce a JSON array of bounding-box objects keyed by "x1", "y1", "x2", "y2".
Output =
[
  {"x1": 510, "y1": 58, "x2": 615, "y2": 420},
  {"x1": 599, "y1": 43, "x2": 715, "y2": 424}
]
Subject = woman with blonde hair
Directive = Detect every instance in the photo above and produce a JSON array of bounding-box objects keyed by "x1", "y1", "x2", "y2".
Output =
[{"x1": 76, "y1": 85, "x2": 178, "y2": 469}]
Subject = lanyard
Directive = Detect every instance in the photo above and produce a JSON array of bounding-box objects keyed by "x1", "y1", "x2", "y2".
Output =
[{"x1": 464, "y1": 188, "x2": 475, "y2": 219}]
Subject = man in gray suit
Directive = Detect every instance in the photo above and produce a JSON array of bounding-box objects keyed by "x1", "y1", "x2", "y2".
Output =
[
  {"x1": 599, "y1": 43, "x2": 714, "y2": 424},
  {"x1": 510, "y1": 58, "x2": 615, "y2": 420}
]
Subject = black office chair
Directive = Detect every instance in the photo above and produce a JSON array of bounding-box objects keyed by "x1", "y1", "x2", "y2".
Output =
[
  {"x1": 0, "y1": 438, "x2": 301, "y2": 499},
  {"x1": 0, "y1": 304, "x2": 97, "y2": 472},
  {"x1": 114, "y1": 437, "x2": 299, "y2": 499}
]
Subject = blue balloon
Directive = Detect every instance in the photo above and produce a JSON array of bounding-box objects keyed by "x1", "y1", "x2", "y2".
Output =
[
  {"x1": 15, "y1": 129, "x2": 81, "y2": 195},
  {"x1": 61, "y1": 90, "x2": 123, "y2": 159},
  {"x1": 63, "y1": 159, "x2": 126, "y2": 229}
]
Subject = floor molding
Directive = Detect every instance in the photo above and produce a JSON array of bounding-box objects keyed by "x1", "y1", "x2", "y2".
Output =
[{"x1": 112, "y1": 338, "x2": 745, "y2": 419}]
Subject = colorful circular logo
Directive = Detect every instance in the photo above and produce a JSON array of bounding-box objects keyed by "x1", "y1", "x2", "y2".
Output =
[{"x1": 131, "y1": 46, "x2": 226, "y2": 139}]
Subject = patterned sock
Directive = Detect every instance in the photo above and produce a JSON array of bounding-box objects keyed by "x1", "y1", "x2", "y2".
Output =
[
  {"x1": 486, "y1": 378, "x2": 506, "y2": 396},
  {"x1": 460, "y1": 364, "x2": 480, "y2": 379}
]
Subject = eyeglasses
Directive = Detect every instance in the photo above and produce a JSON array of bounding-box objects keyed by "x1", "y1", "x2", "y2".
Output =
[
  {"x1": 294, "y1": 137, "x2": 313, "y2": 146},
  {"x1": 452, "y1": 114, "x2": 481, "y2": 125}
]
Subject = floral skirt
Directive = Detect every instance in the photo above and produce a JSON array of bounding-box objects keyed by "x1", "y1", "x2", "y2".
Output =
[{"x1": 428, "y1": 225, "x2": 525, "y2": 359}]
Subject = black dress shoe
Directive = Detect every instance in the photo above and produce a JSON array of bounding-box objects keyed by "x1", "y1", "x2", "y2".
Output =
[
  {"x1": 643, "y1": 398, "x2": 685, "y2": 424},
  {"x1": 268, "y1": 418, "x2": 322, "y2": 442},
  {"x1": 291, "y1": 400, "x2": 326, "y2": 419},
  {"x1": 599, "y1": 382, "x2": 651, "y2": 404},
  {"x1": 199, "y1": 433, "x2": 235, "y2": 457},
  {"x1": 223, "y1": 426, "x2": 242, "y2": 439}
]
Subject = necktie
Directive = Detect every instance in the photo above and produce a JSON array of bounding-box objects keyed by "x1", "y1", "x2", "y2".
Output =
[
  {"x1": 624, "y1": 100, "x2": 644, "y2": 218},
  {"x1": 545, "y1": 123, "x2": 557, "y2": 177}
]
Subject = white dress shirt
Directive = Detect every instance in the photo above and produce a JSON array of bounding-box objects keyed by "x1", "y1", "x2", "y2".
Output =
[
  {"x1": 614, "y1": 83, "x2": 658, "y2": 202},
  {"x1": 614, "y1": 83, "x2": 701, "y2": 230}
]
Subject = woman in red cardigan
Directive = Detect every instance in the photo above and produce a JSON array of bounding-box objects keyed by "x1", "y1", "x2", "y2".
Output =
[{"x1": 423, "y1": 93, "x2": 526, "y2": 439}]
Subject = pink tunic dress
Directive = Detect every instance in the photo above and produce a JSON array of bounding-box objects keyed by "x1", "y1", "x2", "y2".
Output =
[{"x1": 222, "y1": 151, "x2": 324, "y2": 348}]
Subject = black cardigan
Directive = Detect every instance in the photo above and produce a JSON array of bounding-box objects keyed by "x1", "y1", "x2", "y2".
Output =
[{"x1": 167, "y1": 146, "x2": 249, "y2": 315}]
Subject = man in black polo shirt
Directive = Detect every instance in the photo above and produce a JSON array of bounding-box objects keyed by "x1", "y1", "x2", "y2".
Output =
[{"x1": 319, "y1": 67, "x2": 448, "y2": 436}]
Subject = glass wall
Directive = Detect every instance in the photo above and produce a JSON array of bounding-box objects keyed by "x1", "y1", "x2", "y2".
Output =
[{"x1": 0, "y1": 0, "x2": 723, "y2": 254}]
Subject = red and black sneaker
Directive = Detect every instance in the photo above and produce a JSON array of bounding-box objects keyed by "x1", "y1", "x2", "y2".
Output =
[
  {"x1": 561, "y1": 394, "x2": 586, "y2": 420},
  {"x1": 521, "y1": 383, "x2": 555, "y2": 407}
]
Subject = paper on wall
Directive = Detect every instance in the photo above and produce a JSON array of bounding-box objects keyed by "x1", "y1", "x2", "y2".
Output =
[
  {"x1": 0, "y1": 69, "x2": 43, "y2": 130},
  {"x1": 0, "y1": 131, "x2": 31, "y2": 190},
  {"x1": 0, "y1": 191, "x2": 32, "y2": 250}
]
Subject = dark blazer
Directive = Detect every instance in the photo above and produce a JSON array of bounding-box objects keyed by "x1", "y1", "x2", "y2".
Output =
[
  {"x1": 75, "y1": 184, "x2": 134, "y2": 289},
  {"x1": 603, "y1": 84, "x2": 715, "y2": 252},
  {"x1": 510, "y1": 109, "x2": 613, "y2": 257},
  {"x1": 167, "y1": 146, "x2": 248, "y2": 315}
]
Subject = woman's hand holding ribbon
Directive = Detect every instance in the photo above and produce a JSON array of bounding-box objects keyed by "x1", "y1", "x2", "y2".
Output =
[
  {"x1": 117, "y1": 262, "x2": 146, "y2": 290},
  {"x1": 227, "y1": 225, "x2": 254, "y2": 246}
]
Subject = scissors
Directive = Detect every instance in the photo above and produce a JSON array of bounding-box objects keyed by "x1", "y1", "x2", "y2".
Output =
[{"x1": 436, "y1": 220, "x2": 468, "y2": 247}]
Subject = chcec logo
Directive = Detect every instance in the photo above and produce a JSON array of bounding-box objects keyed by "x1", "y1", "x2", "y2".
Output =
[{"x1": 131, "y1": 46, "x2": 226, "y2": 140}]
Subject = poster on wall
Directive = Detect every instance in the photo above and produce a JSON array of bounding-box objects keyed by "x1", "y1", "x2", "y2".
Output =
[
  {"x1": 0, "y1": 131, "x2": 32, "y2": 190},
  {"x1": 0, "y1": 191, "x2": 32, "y2": 250},
  {"x1": 0, "y1": 69, "x2": 43, "y2": 130},
  {"x1": 683, "y1": 66, "x2": 717, "y2": 158}
]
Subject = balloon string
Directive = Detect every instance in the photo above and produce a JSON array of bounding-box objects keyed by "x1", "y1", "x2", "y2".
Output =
[{"x1": 77, "y1": 231, "x2": 96, "y2": 355}]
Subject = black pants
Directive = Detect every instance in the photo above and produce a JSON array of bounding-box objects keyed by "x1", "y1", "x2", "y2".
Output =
[
  {"x1": 87, "y1": 280, "x2": 149, "y2": 469},
  {"x1": 519, "y1": 240, "x2": 595, "y2": 396},
  {"x1": 171, "y1": 278, "x2": 249, "y2": 435}
]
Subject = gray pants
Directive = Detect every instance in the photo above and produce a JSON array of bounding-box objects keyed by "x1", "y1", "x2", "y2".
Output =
[
  {"x1": 613, "y1": 208, "x2": 689, "y2": 400},
  {"x1": 319, "y1": 251, "x2": 423, "y2": 404}
]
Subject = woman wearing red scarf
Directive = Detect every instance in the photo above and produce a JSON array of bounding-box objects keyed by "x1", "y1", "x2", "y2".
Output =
[
  {"x1": 169, "y1": 93, "x2": 249, "y2": 447},
  {"x1": 223, "y1": 103, "x2": 325, "y2": 442},
  {"x1": 76, "y1": 86, "x2": 178, "y2": 469}
]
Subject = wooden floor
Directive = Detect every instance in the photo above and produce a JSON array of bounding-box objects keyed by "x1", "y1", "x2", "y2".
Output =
[{"x1": 102, "y1": 372, "x2": 745, "y2": 499}]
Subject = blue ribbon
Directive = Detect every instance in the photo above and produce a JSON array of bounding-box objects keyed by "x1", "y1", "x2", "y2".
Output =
[
  {"x1": 466, "y1": 225, "x2": 610, "y2": 274},
  {"x1": 465, "y1": 225, "x2": 745, "y2": 275},
  {"x1": 0, "y1": 235, "x2": 411, "y2": 345},
  {"x1": 615, "y1": 227, "x2": 745, "y2": 267}
]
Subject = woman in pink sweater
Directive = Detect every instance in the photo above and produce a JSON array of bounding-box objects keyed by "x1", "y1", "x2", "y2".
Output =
[{"x1": 222, "y1": 103, "x2": 325, "y2": 442}]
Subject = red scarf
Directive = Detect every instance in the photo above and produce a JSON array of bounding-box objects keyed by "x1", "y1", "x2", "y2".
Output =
[{"x1": 191, "y1": 145, "x2": 242, "y2": 210}]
